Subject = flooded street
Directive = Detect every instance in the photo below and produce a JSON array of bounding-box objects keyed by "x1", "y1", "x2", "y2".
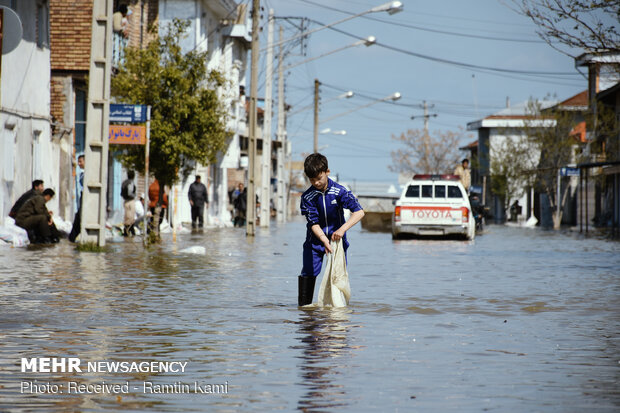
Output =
[{"x1": 1, "y1": 221, "x2": 619, "y2": 412}]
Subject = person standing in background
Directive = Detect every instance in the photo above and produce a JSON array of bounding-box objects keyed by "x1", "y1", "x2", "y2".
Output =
[
  {"x1": 148, "y1": 179, "x2": 168, "y2": 232},
  {"x1": 69, "y1": 155, "x2": 85, "y2": 242},
  {"x1": 188, "y1": 175, "x2": 208, "y2": 229},
  {"x1": 121, "y1": 170, "x2": 137, "y2": 236},
  {"x1": 454, "y1": 158, "x2": 471, "y2": 194}
]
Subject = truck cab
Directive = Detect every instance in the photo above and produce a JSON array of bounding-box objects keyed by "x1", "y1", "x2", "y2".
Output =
[{"x1": 392, "y1": 175, "x2": 475, "y2": 240}]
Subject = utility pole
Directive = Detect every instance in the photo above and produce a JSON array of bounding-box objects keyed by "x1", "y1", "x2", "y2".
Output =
[
  {"x1": 421, "y1": 100, "x2": 436, "y2": 137},
  {"x1": 411, "y1": 100, "x2": 437, "y2": 137},
  {"x1": 276, "y1": 25, "x2": 286, "y2": 223},
  {"x1": 246, "y1": 0, "x2": 260, "y2": 236},
  {"x1": 260, "y1": 9, "x2": 274, "y2": 228},
  {"x1": 411, "y1": 101, "x2": 437, "y2": 174},
  {"x1": 313, "y1": 79, "x2": 320, "y2": 153},
  {"x1": 81, "y1": 0, "x2": 113, "y2": 246}
]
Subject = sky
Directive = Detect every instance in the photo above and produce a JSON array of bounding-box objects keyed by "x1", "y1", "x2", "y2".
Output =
[{"x1": 253, "y1": 0, "x2": 590, "y2": 183}]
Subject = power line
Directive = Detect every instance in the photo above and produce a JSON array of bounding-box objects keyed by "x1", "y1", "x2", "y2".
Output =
[{"x1": 299, "y1": 0, "x2": 547, "y2": 44}]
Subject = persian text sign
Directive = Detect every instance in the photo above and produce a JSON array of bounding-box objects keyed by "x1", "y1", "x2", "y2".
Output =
[
  {"x1": 109, "y1": 125, "x2": 146, "y2": 145},
  {"x1": 110, "y1": 104, "x2": 147, "y2": 123},
  {"x1": 560, "y1": 167, "x2": 580, "y2": 177}
]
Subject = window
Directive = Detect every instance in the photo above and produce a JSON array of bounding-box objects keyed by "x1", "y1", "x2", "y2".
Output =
[
  {"x1": 405, "y1": 185, "x2": 419, "y2": 197},
  {"x1": 448, "y1": 186, "x2": 463, "y2": 198},
  {"x1": 422, "y1": 185, "x2": 433, "y2": 198},
  {"x1": 434, "y1": 185, "x2": 446, "y2": 198},
  {"x1": 75, "y1": 88, "x2": 87, "y2": 155},
  {"x1": 36, "y1": 1, "x2": 49, "y2": 48}
]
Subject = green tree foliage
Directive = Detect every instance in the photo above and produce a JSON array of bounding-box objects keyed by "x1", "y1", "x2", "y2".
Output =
[{"x1": 111, "y1": 19, "x2": 231, "y2": 187}]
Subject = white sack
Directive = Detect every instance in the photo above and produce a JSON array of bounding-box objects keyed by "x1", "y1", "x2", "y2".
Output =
[
  {"x1": 0, "y1": 217, "x2": 30, "y2": 247},
  {"x1": 317, "y1": 239, "x2": 351, "y2": 307}
]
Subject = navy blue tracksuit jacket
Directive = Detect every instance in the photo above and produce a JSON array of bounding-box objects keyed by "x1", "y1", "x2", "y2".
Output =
[{"x1": 299, "y1": 178, "x2": 363, "y2": 277}]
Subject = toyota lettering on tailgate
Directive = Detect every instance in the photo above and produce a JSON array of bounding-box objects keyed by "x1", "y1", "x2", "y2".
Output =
[{"x1": 413, "y1": 209, "x2": 453, "y2": 219}]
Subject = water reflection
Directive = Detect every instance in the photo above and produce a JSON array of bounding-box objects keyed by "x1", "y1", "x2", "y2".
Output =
[
  {"x1": 0, "y1": 223, "x2": 619, "y2": 412},
  {"x1": 294, "y1": 308, "x2": 354, "y2": 412}
]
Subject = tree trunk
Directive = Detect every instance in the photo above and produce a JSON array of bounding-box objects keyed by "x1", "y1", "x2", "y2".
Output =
[{"x1": 552, "y1": 211, "x2": 562, "y2": 230}]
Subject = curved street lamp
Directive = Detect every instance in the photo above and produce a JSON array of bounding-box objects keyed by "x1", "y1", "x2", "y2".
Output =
[
  {"x1": 320, "y1": 128, "x2": 347, "y2": 135},
  {"x1": 284, "y1": 36, "x2": 376, "y2": 72},
  {"x1": 259, "y1": 1, "x2": 404, "y2": 226},
  {"x1": 261, "y1": 1, "x2": 402, "y2": 52},
  {"x1": 320, "y1": 92, "x2": 402, "y2": 125}
]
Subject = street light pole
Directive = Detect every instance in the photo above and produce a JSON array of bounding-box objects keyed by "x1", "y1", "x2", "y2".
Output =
[
  {"x1": 260, "y1": 9, "x2": 275, "y2": 228},
  {"x1": 276, "y1": 25, "x2": 286, "y2": 223},
  {"x1": 261, "y1": 1, "x2": 402, "y2": 52},
  {"x1": 246, "y1": 0, "x2": 260, "y2": 236},
  {"x1": 314, "y1": 79, "x2": 320, "y2": 153},
  {"x1": 321, "y1": 92, "x2": 402, "y2": 124}
]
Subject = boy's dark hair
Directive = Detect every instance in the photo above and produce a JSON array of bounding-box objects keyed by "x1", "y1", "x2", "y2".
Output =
[
  {"x1": 462, "y1": 158, "x2": 469, "y2": 164},
  {"x1": 127, "y1": 170, "x2": 135, "y2": 179},
  {"x1": 78, "y1": 154, "x2": 85, "y2": 161},
  {"x1": 304, "y1": 153, "x2": 328, "y2": 178},
  {"x1": 43, "y1": 188, "x2": 55, "y2": 197},
  {"x1": 32, "y1": 180, "x2": 44, "y2": 189}
]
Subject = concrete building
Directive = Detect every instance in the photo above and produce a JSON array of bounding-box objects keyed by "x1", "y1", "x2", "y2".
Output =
[
  {"x1": 48, "y1": 0, "x2": 97, "y2": 223},
  {"x1": 575, "y1": 51, "x2": 620, "y2": 236},
  {"x1": 466, "y1": 100, "x2": 558, "y2": 223},
  {"x1": 159, "y1": 0, "x2": 251, "y2": 228},
  {"x1": 0, "y1": 1, "x2": 55, "y2": 224}
]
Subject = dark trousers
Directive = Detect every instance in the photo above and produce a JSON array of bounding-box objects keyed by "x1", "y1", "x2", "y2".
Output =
[
  {"x1": 68, "y1": 208, "x2": 81, "y2": 242},
  {"x1": 191, "y1": 204, "x2": 204, "y2": 227},
  {"x1": 18, "y1": 215, "x2": 51, "y2": 240}
]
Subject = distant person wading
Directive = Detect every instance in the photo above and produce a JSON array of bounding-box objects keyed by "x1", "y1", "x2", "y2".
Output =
[{"x1": 188, "y1": 175, "x2": 208, "y2": 229}]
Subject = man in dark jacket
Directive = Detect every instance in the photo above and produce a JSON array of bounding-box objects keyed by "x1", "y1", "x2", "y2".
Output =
[
  {"x1": 188, "y1": 175, "x2": 208, "y2": 228},
  {"x1": 9, "y1": 180, "x2": 44, "y2": 218},
  {"x1": 15, "y1": 188, "x2": 59, "y2": 244}
]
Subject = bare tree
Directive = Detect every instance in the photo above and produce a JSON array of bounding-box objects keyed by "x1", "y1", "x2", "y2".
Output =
[
  {"x1": 512, "y1": 0, "x2": 620, "y2": 55},
  {"x1": 390, "y1": 128, "x2": 468, "y2": 175},
  {"x1": 489, "y1": 134, "x2": 538, "y2": 212},
  {"x1": 522, "y1": 101, "x2": 580, "y2": 229}
]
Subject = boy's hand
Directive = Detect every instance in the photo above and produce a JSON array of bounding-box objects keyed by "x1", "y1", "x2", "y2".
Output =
[
  {"x1": 320, "y1": 235, "x2": 333, "y2": 254},
  {"x1": 332, "y1": 227, "x2": 345, "y2": 242}
]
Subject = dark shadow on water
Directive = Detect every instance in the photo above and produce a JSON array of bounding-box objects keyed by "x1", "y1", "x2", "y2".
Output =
[
  {"x1": 292, "y1": 308, "x2": 353, "y2": 412},
  {"x1": 393, "y1": 233, "x2": 469, "y2": 241}
]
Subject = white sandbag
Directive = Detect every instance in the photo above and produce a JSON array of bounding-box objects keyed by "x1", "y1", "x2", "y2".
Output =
[
  {"x1": 524, "y1": 215, "x2": 538, "y2": 227},
  {"x1": 53, "y1": 215, "x2": 72, "y2": 234},
  {"x1": 317, "y1": 239, "x2": 351, "y2": 307},
  {"x1": 159, "y1": 218, "x2": 172, "y2": 233},
  {"x1": 0, "y1": 217, "x2": 30, "y2": 247}
]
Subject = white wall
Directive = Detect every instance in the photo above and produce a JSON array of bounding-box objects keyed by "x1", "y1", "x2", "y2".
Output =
[
  {"x1": 161, "y1": 0, "x2": 249, "y2": 227},
  {"x1": 0, "y1": 1, "x2": 53, "y2": 223}
]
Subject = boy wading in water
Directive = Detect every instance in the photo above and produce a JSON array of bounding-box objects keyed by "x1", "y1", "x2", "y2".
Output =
[{"x1": 298, "y1": 153, "x2": 365, "y2": 306}]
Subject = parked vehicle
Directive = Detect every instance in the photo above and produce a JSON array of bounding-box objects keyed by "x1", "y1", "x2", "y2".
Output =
[{"x1": 392, "y1": 175, "x2": 475, "y2": 240}]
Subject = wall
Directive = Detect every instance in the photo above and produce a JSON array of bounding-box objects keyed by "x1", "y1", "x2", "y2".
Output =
[{"x1": 0, "y1": 0, "x2": 52, "y2": 223}]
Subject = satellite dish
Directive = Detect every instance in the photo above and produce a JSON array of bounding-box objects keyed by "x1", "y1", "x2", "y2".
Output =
[{"x1": 1, "y1": 6, "x2": 23, "y2": 54}]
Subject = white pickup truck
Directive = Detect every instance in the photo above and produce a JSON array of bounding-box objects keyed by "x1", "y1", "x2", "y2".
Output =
[{"x1": 392, "y1": 175, "x2": 475, "y2": 240}]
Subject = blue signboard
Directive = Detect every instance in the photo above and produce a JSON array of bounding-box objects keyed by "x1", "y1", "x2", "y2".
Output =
[
  {"x1": 110, "y1": 104, "x2": 147, "y2": 123},
  {"x1": 560, "y1": 167, "x2": 580, "y2": 177}
]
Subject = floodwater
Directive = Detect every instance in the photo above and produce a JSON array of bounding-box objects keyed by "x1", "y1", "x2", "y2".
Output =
[{"x1": 0, "y1": 221, "x2": 619, "y2": 412}]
